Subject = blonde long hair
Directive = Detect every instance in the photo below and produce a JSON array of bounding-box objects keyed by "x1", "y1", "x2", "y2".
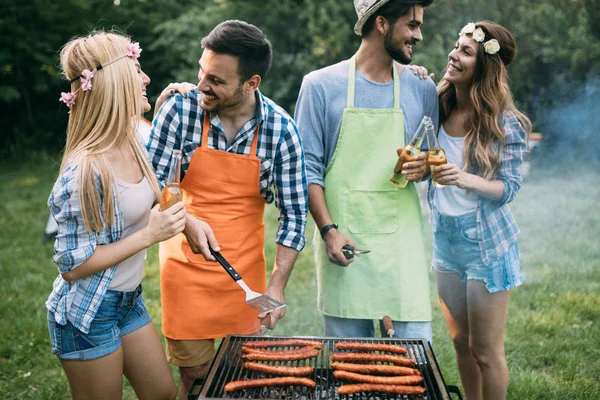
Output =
[
  {"x1": 438, "y1": 21, "x2": 532, "y2": 179},
  {"x1": 59, "y1": 32, "x2": 160, "y2": 231}
]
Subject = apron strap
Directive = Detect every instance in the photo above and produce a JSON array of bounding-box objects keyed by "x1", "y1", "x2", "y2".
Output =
[
  {"x1": 201, "y1": 112, "x2": 210, "y2": 148},
  {"x1": 201, "y1": 111, "x2": 261, "y2": 157},
  {"x1": 347, "y1": 55, "x2": 401, "y2": 109}
]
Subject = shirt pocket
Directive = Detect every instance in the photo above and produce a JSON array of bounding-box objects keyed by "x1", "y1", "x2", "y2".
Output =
[{"x1": 347, "y1": 189, "x2": 400, "y2": 235}]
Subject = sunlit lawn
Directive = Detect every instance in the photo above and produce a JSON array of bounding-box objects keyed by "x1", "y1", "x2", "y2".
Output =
[{"x1": 0, "y1": 156, "x2": 598, "y2": 399}]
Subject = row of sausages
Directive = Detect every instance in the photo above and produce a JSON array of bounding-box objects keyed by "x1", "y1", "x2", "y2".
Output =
[
  {"x1": 224, "y1": 340, "x2": 321, "y2": 392},
  {"x1": 331, "y1": 343, "x2": 425, "y2": 396},
  {"x1": 223, "y1": 339, "x2": 425, "y2": 396}
]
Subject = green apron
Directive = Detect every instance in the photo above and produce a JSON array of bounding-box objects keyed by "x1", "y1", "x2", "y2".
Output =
[{"x1": 315, "y1": 56, "x2": 432, "y2": 322}]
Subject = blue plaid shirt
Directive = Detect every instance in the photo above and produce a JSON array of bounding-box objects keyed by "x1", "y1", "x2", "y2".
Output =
[
  {"x1": 148, "y1": 90, "x2": 308, "y2": 251},
  {"x1": 428, "y1": 111, "x2": 528, "y2": 265},
  {"x1": 45, "y1": 160, "x2": 124, "y2": 334}
]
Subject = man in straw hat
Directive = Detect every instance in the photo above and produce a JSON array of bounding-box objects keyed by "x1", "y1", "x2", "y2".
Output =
[{"x1": 295, "y1": 0, "x2": 436, "y2": 341}]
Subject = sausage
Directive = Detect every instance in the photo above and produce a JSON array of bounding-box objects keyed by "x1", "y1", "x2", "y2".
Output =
[
  {"x1": 243, "y1": 339, "x2": 323, "y2": 349},
  {"x1": 243, "y1": 362, "x2": 314, "y2": 376},
  {"x1": 337, "y1": 384, "x2": 426, "y2": 395},
  {"x1": 242, "y1": 345, "x2": 316, "y2": 354},
  {"x1": 330, "y1": 352, "x2": 416, "y2": 367},
  {"x1": 335, "y1": 341, "x2": 407, "y2": 354},
  {"x1": 224, "y1": 377, "x2": 317, "y2": 392},
  {"x1": 242, "y1": 347, "x2": 319, "y2": 361},
  {"x1": 382, "y1": 316, "x2": 395, "y2": 337},
  {"x1": 333, "y1": 370, "x2": 423, "y2": 385},
  {"x1": 330, "y1": 362, "x2": 420, "y2": 376}
]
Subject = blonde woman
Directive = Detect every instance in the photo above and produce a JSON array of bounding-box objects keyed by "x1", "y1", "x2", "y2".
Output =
[
  {"x1": 429, "y1": 21, "x2": 531, "y2": 400},
  {"x1": 46, "y1": 32, "x2": 185, "y2": 399}
]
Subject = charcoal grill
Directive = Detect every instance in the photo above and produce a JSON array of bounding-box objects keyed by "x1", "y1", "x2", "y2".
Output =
[{"x1": 191, "y1": 335, "x2": 462, "y2": 400}]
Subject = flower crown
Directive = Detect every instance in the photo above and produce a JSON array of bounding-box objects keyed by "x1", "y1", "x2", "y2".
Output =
[
  {"x1": 59, "y1": 42, "x2": 142, "y2": 108},
  {"x1": 459, "y1": 23, "x2": 500, "y2": 55}
]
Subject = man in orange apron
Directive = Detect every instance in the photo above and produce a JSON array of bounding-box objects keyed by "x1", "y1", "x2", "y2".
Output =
[
  {"x1": 147, "y1": 20, "x2": 308, "y2": 398},
  {"x1": 295, "y1": 0, "x2": 437, "y2": 340}
]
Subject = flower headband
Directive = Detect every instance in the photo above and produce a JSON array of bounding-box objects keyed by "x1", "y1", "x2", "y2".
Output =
[
  {"x1": 59, "y1": 42, "x2": 142, "y2": 108},
  {"x1": 459, "y1": 23, "x2": 500, "y2": 55}
]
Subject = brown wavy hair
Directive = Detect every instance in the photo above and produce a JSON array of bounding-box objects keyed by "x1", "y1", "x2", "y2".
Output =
[{"x1": 437, "y1": 21, "x2": 532, "y2": 179}]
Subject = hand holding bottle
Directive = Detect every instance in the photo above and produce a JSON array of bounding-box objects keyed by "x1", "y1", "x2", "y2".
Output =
[{"x1": 144, "y1": 201, "x2": 187, "y2": 245}]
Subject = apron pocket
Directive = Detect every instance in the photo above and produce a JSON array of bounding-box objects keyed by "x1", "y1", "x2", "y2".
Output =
[
  {"x1": 347, "y1": 189, "x2": 400, "y2": 234},
  {"x1": 181, "y1": 221, "x2": 245, "y2": 265}
]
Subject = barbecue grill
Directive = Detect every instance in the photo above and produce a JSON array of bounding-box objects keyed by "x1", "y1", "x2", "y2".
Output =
[{"x1": 190, "y1": 335, "x2": 462, "y2": 400}]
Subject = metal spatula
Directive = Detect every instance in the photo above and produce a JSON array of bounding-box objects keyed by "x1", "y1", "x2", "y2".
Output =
[{"x1": 210, "y1": 248, "x2": 286, "y2": 314}]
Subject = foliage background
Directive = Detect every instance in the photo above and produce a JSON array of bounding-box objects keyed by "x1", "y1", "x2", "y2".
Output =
[{"x1": 1, "y1": 0, "x2": 599, "y2": 161}]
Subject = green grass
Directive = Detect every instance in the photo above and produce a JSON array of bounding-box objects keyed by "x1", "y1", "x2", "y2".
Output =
[{"x1": 1, "y1": 157, "x2": 598, "y2": 399}]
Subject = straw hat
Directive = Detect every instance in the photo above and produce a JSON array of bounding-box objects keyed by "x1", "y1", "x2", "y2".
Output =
[{"x1": 353, "y1": 0, "x2": 392, "y2": 35}]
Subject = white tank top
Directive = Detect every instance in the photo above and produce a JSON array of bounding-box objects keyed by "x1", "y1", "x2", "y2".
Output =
[
  {"x1": 433, "y1": 125, "x2": 478, "y2": 216},
  {"x1": 108, "y1": 176, "x2": 155, "y2": 291}
]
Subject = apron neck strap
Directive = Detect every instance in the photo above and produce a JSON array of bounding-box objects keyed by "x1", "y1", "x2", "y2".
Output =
[
  {"x1": 202, "y1": 112, "x2": 261, "y2": 156},
  {"x1": 347, "y1": 55, "x2": 401, "y2": 109}
]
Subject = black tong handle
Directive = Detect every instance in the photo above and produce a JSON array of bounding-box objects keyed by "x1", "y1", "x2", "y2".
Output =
[{"x1": 209, "y1": 247, "x2": 241, "y2": 282}]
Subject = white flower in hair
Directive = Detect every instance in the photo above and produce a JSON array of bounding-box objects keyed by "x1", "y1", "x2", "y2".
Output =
[
  {"x1": 459, "y1": 23, "x2": 476, "y2": 36},
  {"x1": 483, "y1": 39, "x2": 501, "y2": 55},
  {"x1": 473, "y1": 27, "x2": 486, "y2": 42}
]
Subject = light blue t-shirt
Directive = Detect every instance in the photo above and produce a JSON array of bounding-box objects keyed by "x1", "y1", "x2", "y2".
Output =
[{"x1": 294, "y1": 59, "x2": 439, "y2": 187}]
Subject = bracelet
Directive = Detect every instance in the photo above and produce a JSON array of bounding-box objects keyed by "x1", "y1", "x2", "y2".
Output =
[{"x1": 320, "y1": 223, "x2": 338, "y2": 240}]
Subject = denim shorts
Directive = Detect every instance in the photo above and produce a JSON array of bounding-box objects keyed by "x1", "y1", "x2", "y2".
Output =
[
  {"x1": 47, "y1": 285, "x2": 151, "y2": 360},
  {"x1": 431, "y1": 210, "x2": 524, "y2": 293}
]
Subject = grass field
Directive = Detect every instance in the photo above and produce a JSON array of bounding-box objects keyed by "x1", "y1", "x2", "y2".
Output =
[{"x1": 0, "y1": 155, "x2": 598, "y2": 399}]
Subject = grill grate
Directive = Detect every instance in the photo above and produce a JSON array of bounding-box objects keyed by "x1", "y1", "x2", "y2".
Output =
[{"x1": 196, "y1": 335, "x2": 452, "y2": 400}]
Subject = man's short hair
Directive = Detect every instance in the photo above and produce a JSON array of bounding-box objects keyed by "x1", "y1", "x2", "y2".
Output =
[
  {"x1": 361, "y1": 0, "x2": 434, "y2": 37},
  {"x1": 201, "y1": 20, "x2": 273, "y2": 82}
]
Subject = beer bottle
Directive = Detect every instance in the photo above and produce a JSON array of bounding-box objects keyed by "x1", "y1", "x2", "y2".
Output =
[
  {"x1": 389, "y1": 116, "x2": 431, "y2": 188},
  {"x1": 426, "y1": 122, "x2": 448, "y2": 188},
  {"x1": 159, "y1": 150, "x2": 183, "y2": 211}
]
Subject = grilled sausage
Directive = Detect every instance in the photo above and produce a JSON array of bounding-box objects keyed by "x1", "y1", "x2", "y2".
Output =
[
  {"x1": 242, "y1": 345, "x2": 316, "y2": 354},
  {"x1": 333, "y1": 370, "x2": 423, "y2": 385},
  {"x1": 242, "y1": 347, "x2": 319, "y2": 361},
  {"x1": 224, "y1": 377, "x2": 317, "y2": 392},
  {"x1": 243, "y1": 362, "x2": 314, "y2": 376},
  {"x1": 243, "y1": 339, "x2": 323, "y2": 349},
  {"x1": 335, "y1": 341, "x2": 407, "y2": 354},
  {"x1": 330, "y1": 362, "x2": 420, "y2": 376},
  {"x1": 337, "y1": 384, "x2": 426, "y2": 395},
  {"x1": 330, "y1": 352, "x2": 416, "y2": 367}
]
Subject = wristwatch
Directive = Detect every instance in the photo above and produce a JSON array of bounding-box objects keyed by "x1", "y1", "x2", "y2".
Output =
[{"x1": 320, "y1": 223, "x2": 338, "y2": 240}]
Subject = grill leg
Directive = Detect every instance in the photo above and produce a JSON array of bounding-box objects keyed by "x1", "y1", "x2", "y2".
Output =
[{"x1": 188, "y1": 378, "x2": 204, "y2": 400}]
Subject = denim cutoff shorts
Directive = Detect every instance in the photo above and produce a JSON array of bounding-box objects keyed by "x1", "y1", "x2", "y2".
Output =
[
  {"x1": 47, "y1": 284, "x2": 151, "y2": 360},
  {"x1": 431, "y1": 209, "x2": 524, "y2": 293}
]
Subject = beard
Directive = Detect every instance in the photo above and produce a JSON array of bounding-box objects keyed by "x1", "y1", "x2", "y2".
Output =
[
  {"x1": 201, "y1": 84, "x2": 245, "y2": 113},
  {"x1": 384, "y1": 28, "x2": 414, "y2": 65}
]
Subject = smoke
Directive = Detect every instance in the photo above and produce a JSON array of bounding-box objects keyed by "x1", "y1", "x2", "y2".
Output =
[{"x1": 532, "y1": 77, "x2": 600, "y2": 169}]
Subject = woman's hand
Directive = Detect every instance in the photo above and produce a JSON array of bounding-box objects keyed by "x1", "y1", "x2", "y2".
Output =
[
  {"x1": 154, "y1": 82, "x2": 197, "y2": 115},
  {"x1": 144, "y1": 201, "x2": 187, "y2": 245},
  {"x1": 432, "y1": 163, "x2": 473, "y2": 189},
  {"x1": 407, "y1": 65, "x2": 435, "y2": 80}
]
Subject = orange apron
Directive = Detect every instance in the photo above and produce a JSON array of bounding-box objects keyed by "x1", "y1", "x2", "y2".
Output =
[{"x1": 159, "y1": 113, "x2": 266, "y2": 340}]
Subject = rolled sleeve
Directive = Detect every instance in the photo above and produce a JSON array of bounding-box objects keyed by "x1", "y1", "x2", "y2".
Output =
[
  {"x1": 273, "y1": 121, "x2": 308, "y2": 251},
  {"x1": 496, "y1": 113, "x2": 527, "y2": 206},
  {"x1": 48, "y1": 163, "x2": 97, "y2": 274},
  {"x1": 148, "y1": 96, "x2": 181, "y2": 190}
]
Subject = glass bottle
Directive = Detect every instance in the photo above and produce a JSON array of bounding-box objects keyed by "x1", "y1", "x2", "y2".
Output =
[
  {"x1": 426, "y1": 123, "x2": 447, "y2": 188},
  {"x1": 389, "y1": 116, "x2": 431, "y2": 188},
  {"x1": 159, "y1": 150, "x2": 183, "y2": 211}
]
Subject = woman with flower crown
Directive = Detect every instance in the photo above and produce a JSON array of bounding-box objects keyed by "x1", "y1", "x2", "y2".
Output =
[
  {"x1": 428, "y1": 21, "x2": 531, "y2": 400},
  {"x1": 46, "y1": 31, "x2": 185, "y2": 399}
]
